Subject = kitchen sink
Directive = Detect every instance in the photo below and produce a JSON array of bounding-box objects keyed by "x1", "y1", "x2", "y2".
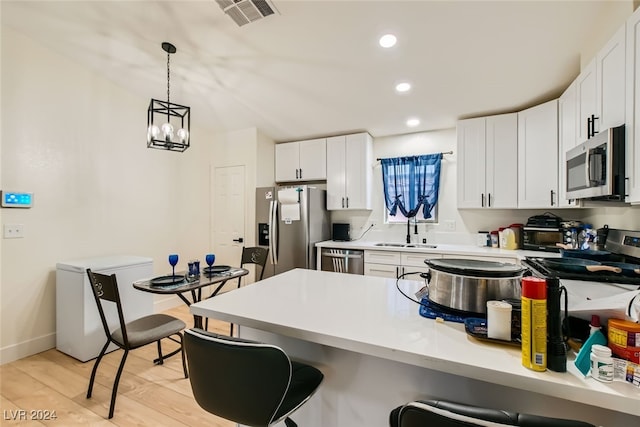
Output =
[{"x1": 374, "y1": 242, "x2": 438, "y2": 249}]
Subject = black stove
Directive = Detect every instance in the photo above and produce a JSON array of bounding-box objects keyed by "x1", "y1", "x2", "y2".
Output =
[{"x1": 522, "y1": 228, "x2": 640, "y2": 286}]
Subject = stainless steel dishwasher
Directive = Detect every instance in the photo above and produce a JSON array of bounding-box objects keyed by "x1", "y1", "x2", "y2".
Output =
[{"x1": 320, "y1": 248, "x2": 364, "y2": 274}]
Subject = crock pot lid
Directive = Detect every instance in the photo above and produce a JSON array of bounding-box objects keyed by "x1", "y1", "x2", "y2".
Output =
[{"x1": 424, "y1": 258, "x2": 526, "y2": 277}]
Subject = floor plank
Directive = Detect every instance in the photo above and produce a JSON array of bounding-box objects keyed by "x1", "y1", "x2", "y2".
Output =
[{"x1": 0, "y1": 305, "x2": 234, "y2": 426}]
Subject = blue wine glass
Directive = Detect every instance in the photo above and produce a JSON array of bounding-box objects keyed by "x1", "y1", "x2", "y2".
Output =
[
  {"x1": 168, "y1": 254, "x2": 179, "y2": 278},
  {"x1": 205, "y1": 254, "x2": 215, "y2": 268}
]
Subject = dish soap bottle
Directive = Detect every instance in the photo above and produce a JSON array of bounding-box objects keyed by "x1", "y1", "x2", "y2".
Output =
[{"x1": 573, "y1": 315, "x2": 607, "y2": 376}]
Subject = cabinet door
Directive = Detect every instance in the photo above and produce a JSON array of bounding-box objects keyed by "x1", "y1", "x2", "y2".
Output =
[
  {"x1": 457, "y1": 117, "x2": 486, "y2": 208},
  {"x1": 326, "y1": 136, "x2": 346, "y2": 209},
  {"x1": 597, "y1": 25, "x2": 626, "y2": 130},
  {"x1": 558, "y1": 81, "x2": 582, "y2": 208},
  {"x1": 344, "y1": 133, "x2": 372, "y2": 210},
  {"x1": 275, "y1": 142, "x2": 300, "y2": 182},
  {"x1": 399, "y1": 266, "x2": 430, "y2": 282},
  {"x1": 298, "y1": 138, "x2": 326, "y2": 181},
  {"x1": 576, "y1": 59, "x2": 597, "y2": 143},
  {"x1": 518, "y1": 99, "x2": 559, "y2": 208},
  {"x1": 627, "y1": 7, "x2": 640, "y2": 204},
  {"x1": 364, "y1": 263, "x2": 398, "y2": 278},
  {"x1": 486, "y1": 113, "x2": 518, "y2": 208}
]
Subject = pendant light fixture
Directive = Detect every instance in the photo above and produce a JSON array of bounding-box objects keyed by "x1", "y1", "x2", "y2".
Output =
[{"x1": 147, "y1": 42, "x2": 190, "y2": 152}]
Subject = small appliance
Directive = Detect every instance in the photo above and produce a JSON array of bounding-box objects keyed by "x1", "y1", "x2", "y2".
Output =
[
  {"x1": 522, "y1": 214, "x2": 579, "y2": 252},
  {"x1": 565, "y1": 125, "x2": 625, "y2": 200},
  {"x1": 332, "y1": 223, "x2": 351, "y2": 241}
]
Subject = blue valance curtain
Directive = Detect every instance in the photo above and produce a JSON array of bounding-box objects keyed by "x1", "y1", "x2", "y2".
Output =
[{"x1": 381, "y1": 153, "x2": 442, "y2": 219}]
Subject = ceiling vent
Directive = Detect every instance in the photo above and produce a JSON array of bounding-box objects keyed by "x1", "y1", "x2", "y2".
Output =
[{"x1": 216, "y1": 0, "x2": 278, "y2": 27}]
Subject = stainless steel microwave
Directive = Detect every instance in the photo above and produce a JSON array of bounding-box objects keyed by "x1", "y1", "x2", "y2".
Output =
[{"x1": 565, "y1": 125, "x2": 625, "y2": 201}]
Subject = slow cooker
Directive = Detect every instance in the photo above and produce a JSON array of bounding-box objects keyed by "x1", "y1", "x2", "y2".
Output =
[{"x1": 424, "y1": 258, "x2": 527, "y2": 315}]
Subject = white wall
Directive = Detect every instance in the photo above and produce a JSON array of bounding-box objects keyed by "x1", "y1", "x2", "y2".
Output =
[
  {"x1": 0, "y1": 28, "x2": 214, "y2": 363},
  {"x1": 331, "y1": 129, "x2": 640, "y2": 244}
]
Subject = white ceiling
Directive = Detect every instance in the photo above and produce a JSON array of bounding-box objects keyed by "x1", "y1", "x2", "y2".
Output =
[{"x1": 1, "y1": 1, "x2": 626, "y2": 142}]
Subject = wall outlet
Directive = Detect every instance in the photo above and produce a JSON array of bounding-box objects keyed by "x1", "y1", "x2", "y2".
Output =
[
  {"x1": 444, "y1": 220, "x2": 456, "y2": 231},
  {"x1": 4, "y1": 224, "x2": 24, "y2": 239}
]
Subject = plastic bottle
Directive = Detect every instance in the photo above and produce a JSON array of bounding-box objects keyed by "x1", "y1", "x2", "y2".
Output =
[
  {"x1": 573, "y1": 315, "x2": 607, "y2": 376},
  {"x1": 521, "y1": 277, "x2": 547, "y2": 372},
  {"x1": 590, "y1": 344, "x2": 614, "y2": 382},
  {"x1": 490, "y1": 231, "x2": 499, "y2": 248}
]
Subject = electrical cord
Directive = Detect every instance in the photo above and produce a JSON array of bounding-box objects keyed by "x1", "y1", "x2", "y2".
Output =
[
  {"x1": 350, "y1": 223, "x2": 375, "y2": 241},
  {"x1": 395, "y1": 271, "x2": 432, "y2": 309}
]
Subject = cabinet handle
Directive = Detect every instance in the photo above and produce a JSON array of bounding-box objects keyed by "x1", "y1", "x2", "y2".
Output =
[
  {"x1": 341, "y1": 197, "x2": 345, "y2": 208},
  {"x1": 488, "y1": 193, "x2": 492, "y2": 207},
  {"x1": 299, "y1": 168, "x2": 302, "y2": 179},
  {"x1": 550, "y1": 190, "x2": 555, "y2": 206},
  {"x1": 346, "y1": 197, "x2": 349, "y2": 208},
  {"x1": 295, "y1": 169, "x2": 299, "y2": 179},
  {"x1": 481, "y1": 193, "x2": 485, "y2": 207},
  {"x1": 587, "y1": 114, "x2": 599, "y2": 138}
]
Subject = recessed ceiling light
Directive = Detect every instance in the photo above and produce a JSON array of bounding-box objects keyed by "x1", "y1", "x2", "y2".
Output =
[
  {"x1": 406, "y1": 118, "x2": 420, "y2": 127},
  {"x1": 379, "y1": 34, "x2": 397, "y2": 48},
  {"x1": 395, "y1": 82, "x2": 411, "y2": 93}
]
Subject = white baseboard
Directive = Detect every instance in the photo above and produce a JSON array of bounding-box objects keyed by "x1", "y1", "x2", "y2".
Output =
[{"x1": 0, "y1": 332, "x2": 56, "y2": 365}]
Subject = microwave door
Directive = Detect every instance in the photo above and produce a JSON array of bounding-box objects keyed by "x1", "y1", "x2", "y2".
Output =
[{"x1": 588, "y1": 147, "x2": 605, "y2": 186}]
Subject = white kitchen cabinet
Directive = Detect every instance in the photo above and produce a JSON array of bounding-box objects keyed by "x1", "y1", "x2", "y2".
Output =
[
  {"x1": 517, "y1": 99, "x2": 559, "y2": 208},
  {"x1": 275, "y1": 138, "x2": 326, "y2": 182},
  {"x1": 626, "y1": 7, "x2": 640, "y2": 204},
  {"x1": 364, "y1": 250, "x2": 442, "y2": 279},
  {"x1": 557, "y1": 81, "x2": 582, "y2": 208},
  {"x1": 577, "y1": 26, "x2": 626, "y2": 143},
  {"x1": 457, "y1": 113, "x2": 518, "y2": 209},
  {"x1": 326, "y1": 132, "x2": 373, "y2": 210}
]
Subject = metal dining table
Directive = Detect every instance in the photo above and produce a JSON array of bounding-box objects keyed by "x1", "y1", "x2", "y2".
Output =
[{"x1": 133, "y1": 267, "x2": 249, "y2": 328}]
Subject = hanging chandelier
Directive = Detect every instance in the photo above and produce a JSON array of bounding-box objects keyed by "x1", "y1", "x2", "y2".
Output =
[{"x1": 147, "y1": 42, "x2": 190, "y2": 152}]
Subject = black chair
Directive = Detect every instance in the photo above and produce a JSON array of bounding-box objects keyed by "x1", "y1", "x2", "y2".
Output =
[
  {"x1": 184, "y1": 328, "x2": 323, "y2": 427},
  {"x1": 390, "y1": 400, "x2": 597, "y2": 427},
  {"x1": 86, "y1": 269, "x2": 188, "y2": 419},
  {"x1": 205, "y1": 246, "x2": 269, "y2": 334}
]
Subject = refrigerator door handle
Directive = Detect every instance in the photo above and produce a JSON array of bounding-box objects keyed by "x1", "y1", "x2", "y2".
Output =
[{"x1": 269, "y1": 200, "x2": 278, "y2": 265}]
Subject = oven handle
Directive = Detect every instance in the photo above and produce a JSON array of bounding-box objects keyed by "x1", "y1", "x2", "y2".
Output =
[{"x1": 585, "y1": 149, "x2": 592, "y2": 188}]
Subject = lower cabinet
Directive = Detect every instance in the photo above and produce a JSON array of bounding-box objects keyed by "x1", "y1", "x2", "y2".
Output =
[{"x1": 364, "y1": 250, "x2": 519, "y2": 279}]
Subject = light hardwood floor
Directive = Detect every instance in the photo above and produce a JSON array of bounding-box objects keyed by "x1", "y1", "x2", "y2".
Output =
[{"x1": 0, "y1": 306, "x2": 235, "y2": 426}]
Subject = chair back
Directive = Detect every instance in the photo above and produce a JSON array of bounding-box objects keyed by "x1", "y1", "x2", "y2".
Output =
[
  {"x1": 240, "y1": 247, "x2": 269, "y2": 280},
  {"x1": 391, "y1": 400, "x2": 596, "y2": 427},
  {"x1": 184, "y1": 328, "x2": 291, "y2": 426},
  {"x1": 86, "y1": 269, "x2": 129, "y2": 347}
]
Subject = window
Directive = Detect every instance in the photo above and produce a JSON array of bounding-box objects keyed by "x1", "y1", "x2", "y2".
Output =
[{"x1": 380, "y1": 153, "x2": 442, "y2": 221}]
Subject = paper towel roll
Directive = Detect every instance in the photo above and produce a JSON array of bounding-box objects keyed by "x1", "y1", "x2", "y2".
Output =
[{"x1": 279, "y1": 188, "x2": 300, "y2": 221}]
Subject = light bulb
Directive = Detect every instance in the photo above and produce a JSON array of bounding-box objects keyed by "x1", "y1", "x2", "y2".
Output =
[
  {"x1": 147, "y1": 125, "x2": 160, "y2": 143},
  {"x1": 379, "y1": 34, "x2": 397, "y2": 48},
  {"x1": 177, "y1": 128, "x2": 189, "y2": 143},
  {"x1": 161, "y1": 123, "x2": 174, "y2": 142}
]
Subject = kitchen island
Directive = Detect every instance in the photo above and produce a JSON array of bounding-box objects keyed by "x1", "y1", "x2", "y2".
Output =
[{"x1": 190, "y1": 269, "x2": 639, "y2": 427}]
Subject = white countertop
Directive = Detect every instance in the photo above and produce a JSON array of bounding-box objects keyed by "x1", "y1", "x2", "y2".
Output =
[
  {"x1": 191, "y1": 268, "x2": 639, "y2": 417},
  {"x1": 315, "y1": 240, "x2": 557, "y2": 260}
]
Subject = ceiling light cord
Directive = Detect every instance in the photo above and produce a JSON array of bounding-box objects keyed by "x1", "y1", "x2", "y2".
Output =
[{"x1": 166, "y1": 50, "x2": 171, "y2": 121}]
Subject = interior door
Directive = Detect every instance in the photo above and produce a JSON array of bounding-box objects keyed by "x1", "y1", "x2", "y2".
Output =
[{"x1": 211, "y1": 165, "x2": 245, "y2": 267}]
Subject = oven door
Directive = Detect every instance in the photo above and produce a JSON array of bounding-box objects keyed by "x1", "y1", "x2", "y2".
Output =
[
  {"x1": 522, "y1": 227, "x2": 564, "y2": 252},
  {"x1": 566, "y1": 130, "x2": 612, "y2": 199}
]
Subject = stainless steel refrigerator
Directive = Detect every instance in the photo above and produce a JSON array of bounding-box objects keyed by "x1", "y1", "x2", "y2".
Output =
[{"x1": 256, "y1": 185, "x2": 330, "y2": 278}]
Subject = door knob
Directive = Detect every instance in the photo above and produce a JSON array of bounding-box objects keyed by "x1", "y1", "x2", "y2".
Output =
[{"x1": 233, "y1": 237, "x2": 244, "y2": 243}]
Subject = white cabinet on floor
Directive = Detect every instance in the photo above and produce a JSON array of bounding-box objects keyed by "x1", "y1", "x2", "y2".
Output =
[
  {"x1": 518, "y1": 99, "x2": 559, "y2": 208},
  {"x1": 627, "y1": 7, "x2": 640, "y2": 204},
  {"x1": 457, "y1": 113, "x2": 518, "y2": 209},
  {"x1": 557, "y1": 81, "x2": 582, "y2": 208},
  {"x1": 275, "y1": 138, "x2": 326, "y2": 182},
  {"x1": 326, "y1": 132, "x2": 373, "y2": 210},
  {"x1": 577, "y1": 26, "x2": 626, "y2": 143}
]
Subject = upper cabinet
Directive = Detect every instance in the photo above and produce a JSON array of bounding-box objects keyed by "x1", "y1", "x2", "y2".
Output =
[
  {"x1": 457, "y1": 113, "x2": 518, "y2": 209},
  {"x1": 577, "y1": 26, "x2": 626, "y2": 143},
  {"x1": 627, "y1": 8, "x2": 640, "y2": 204},
  {"x1": 275, "y1": 138, "x2": 326, "y2": 183},
  {"x1": 518, "y1": 99, "x2": 559, "y2": 209},
  {"x1": 557, "y1": 81, "x2": 582, "y2": 208},
  {"x1": 326, "y1": 132, "x2": 373, "y2": 210}
]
